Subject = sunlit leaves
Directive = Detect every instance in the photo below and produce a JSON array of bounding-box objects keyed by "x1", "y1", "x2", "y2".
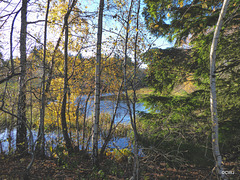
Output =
[
  {"x1": 178, "y1": 1, "x2": 183, "y2": 8},
  {"x1": 202, "y1": 3, "x2": 208, "y2": 9}
]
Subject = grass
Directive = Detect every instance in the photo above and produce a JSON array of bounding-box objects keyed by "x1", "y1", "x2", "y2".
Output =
[
  {"x1": 99, "y1": 87, "x2": 154, "y2": 101},
  {"x1": 126, "y1": 87, "x2": 154, "y2": 99}
]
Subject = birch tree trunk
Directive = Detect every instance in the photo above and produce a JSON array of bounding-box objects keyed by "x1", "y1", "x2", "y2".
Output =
[
  {"x1": 210, "y1": 0, "x2": 230, "y2": 179},
  {"x1": 93, "y1": 0, "x2": 104, "y2": 166},
  {"x1": 17, "y1": 0, "x2": 28, "y2": 155}
]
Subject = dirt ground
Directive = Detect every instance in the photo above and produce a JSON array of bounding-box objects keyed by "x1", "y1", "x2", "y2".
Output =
[{"x1": 0, "y1": 154, "x2": 239, "y2": 179}]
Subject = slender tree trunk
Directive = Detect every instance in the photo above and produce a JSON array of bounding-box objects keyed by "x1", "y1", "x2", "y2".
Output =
[
  {"x1": 123, "y1": 0, "x2": 133, "y2": 125},
  {"x1": 82, "y1": 91, "x2": 92, "y2": 151},
  {"x1": 131, "y1": 1, "x2": 140, "y2": 179},
  {"x1": 45, "y1": 0, "x2": 76, "y2": 93},
  {"x1": 10, "y1": 7, "x2": 21, "y2": 74},
  {"x1": 9, "y1": 104, "x2": 14, "y2": 153},
  {"x1": 75, "y1": 97, "x2": 81, "y2": 151},
  {"x1": 17, "y1": 0, "x2": 28, "y2": 155},
  {"x1": 30, "y1": 82, "x2": 32, "y2": 130},
  {"x1": 93, "y1": 0, "x2": 104, "y2": 166},
  {"x1": 68, "y1": 91, "x2": 72, "y2": 140},
  {"x1": 100, "y1": 79, "x2": 123, "y2": 158},
  {"x1": 59, "y1": 0, "x2": 77, "y2": 153},
  {"x1": 61, "y1": 3, "x2": 73, "y2": 153},
  {"x1": 122, "y1": 0, "x2": 140, "y2": 179},
  {"x1": 209, "y1": 0, "x2": 229, "y2": 179},
  {"x1": 36, "y1": 0, "x2": 50, "y2": 158},
  {"x1": 45, "y1": 29, "x2": 64, "y2": 93}
]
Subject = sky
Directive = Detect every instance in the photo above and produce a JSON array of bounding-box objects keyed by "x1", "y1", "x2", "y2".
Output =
[{"x1": 0, "y1": 0, "x2": 174, "y2": 62}]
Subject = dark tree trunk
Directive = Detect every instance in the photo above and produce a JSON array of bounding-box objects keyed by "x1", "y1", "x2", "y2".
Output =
[
  {"x1": 60, "y1": 0, "x2": 77, "y2": 153},
  {"x1": 131, "y1": 1, "x2": 141, "y2": 179},
  {"x1": 36, "y1": 0, "x2": 50, "y2": 158},
  {"x1": 82, "y1": 91, "x2": 92, "y2": 151},
  {"x1": 16, "y1": 0, "x2": 28, "y2": 155},
  {"x1": 61, "y1": 11, "x2": 73, "y2": 153},
  {"x1": 93, "y1": 0, "x2": 104, "y2": 166}
]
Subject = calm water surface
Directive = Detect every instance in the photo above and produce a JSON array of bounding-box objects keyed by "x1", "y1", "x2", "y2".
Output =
[{"x1": 0, "y1": 94, "x2": 148, "y2": 154}]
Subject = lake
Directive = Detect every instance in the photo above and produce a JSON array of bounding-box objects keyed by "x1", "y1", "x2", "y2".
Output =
[
  {"x1": 77, "y1": 93, "x2": 148, "y2": 123},
  {"x1": 0, "y1": 94, "x2": 148, "y2": 154}
]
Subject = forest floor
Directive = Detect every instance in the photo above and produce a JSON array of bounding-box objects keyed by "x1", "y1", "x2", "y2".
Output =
[{"x1": 0, "y1": 153, "x2": 239, "y2": 180}]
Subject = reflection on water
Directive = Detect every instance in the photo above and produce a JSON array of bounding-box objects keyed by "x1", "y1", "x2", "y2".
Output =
[
  {"x1": 0, "y1": 128, "x2": 130, "y2": 154},
  {"x1": 0, "y1": 94, "x2": 147, "y2": 154},
  {"x1": 78, "y1": 94, "x2": 148, "y2": 123}
]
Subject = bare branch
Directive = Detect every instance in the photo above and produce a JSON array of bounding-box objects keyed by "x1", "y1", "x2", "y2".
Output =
[{"x1": 0, "y1": 73, "x2": 21, "y2": 84}]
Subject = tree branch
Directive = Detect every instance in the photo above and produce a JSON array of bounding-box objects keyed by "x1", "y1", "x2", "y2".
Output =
[{"x1": 0, "y1": 73, "x2": 21, "y2": 84}]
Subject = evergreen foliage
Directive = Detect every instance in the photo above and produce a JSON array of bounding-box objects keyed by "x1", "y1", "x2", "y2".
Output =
[{"x1": 140, "y1": 0, "x2": 240, "y2": 166}]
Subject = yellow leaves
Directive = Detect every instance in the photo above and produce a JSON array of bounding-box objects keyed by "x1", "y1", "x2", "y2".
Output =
[
  {"x1": 184, "y1": 13, "x2": 191, "y2": 18},
  {"x1": 167, "y1": 13, "x2": 170, "y2": 17},
  {"x1": 154, "y1": 24, "x2": 159, "y2": 28},
  {"x1": 202, "y1": 3, "x2": 208, "y2": 9},
  {"x1": 53, "y1": 153, "x2": 58, "y2": 158},
  {"x1": 106, "y1": 151, "x2": 112, "y2": 158},
  {"x1": 49, "y1": 146, "x2": 53, "y2": 153},
  {"x1": 105, "y1": 148, "x2": 132, "y2": 163},
  {"x1": 178, "y1": 1, "x2": 183, "y2": 8}
]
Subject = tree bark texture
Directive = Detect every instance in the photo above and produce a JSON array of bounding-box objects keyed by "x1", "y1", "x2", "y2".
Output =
[
  {"x1": 93, "y1": 0, "x2": 104, "y2": 166},
  {"x1": 82, "y1": 91, "x2": 92, "y2": 151},
  {"x1": 17, "y1": 0, "x2": 28, "y2": 155},
  {"x1": 36, "y1": 0, "x2": 50, "y2": 158},
  {"x1": 61, "y1": 16, "x2": 72, "y2": 153},
  {"x1": 210, "y1": 0, "x2": 230, "y2": 179},
  {"x1": 132, "y1": 1, "x2": 141, "y2": 179},
  {"x1": 61, "y1": 0, "x2": 77, "y2": 153}
]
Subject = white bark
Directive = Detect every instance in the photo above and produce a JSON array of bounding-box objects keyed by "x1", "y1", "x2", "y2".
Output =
[{"x1": 210, "y1": 0, "x2": 230, "y2": 179}]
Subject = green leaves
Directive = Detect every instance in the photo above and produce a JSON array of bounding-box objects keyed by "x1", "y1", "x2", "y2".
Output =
[
  {"x1": 143, "y1": 0, "x2": 239, "y2": 46},
  {"x1": 142, "y1": 48, "x2": 191, "y2": 94}
]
